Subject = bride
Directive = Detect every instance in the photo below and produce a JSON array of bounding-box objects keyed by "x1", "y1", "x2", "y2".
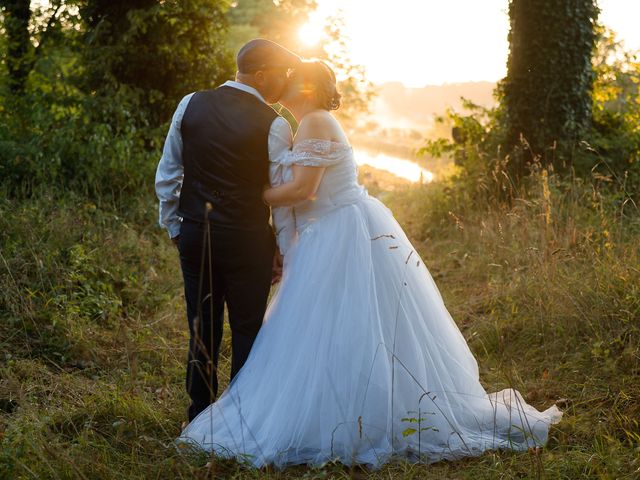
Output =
[{"x1": 177, "y1": 60, "x2": 562, "y2": 468}]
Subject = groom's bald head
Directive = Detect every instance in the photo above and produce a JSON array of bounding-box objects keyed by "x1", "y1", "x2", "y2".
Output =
[
  {"x1": 236, "y1": 38, "x2": 300, "y2": 74},
  {"x1": 235, "y1": 39, "x2": 301, "y2": 104}
]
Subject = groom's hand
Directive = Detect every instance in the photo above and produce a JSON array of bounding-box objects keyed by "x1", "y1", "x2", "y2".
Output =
[{"x1": 271, "y1": 250, "x2": 283, "y2": 285}]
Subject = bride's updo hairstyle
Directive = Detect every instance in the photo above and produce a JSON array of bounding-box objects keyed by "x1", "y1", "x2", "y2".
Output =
[{"x1": 290, "y1": 59, "x2": 342, "y2": 111}]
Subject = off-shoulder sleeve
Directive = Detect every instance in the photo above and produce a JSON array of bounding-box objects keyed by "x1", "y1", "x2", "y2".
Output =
[{"x1": 285, "y1": 139, "x2": 351, "y2": 167}]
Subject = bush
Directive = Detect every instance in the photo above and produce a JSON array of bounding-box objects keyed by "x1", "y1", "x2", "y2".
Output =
[
  {"x1": 0, "y1": 90, "x2": 163, "y2": 198},
  {"x1": 0, "y1": 191, "x2": 181, "y2": 366}
]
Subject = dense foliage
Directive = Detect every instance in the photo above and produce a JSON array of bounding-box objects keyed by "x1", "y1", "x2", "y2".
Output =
[
  {"x1": 0, "y1": 0, "x2": 235, "y2": 198},
  {"x1": 588, "y1": 28, "x2": 640, "y2": 191},
  {"x1": 80, "y1": 0, "x2": 234, "y2": 127},
  {"x1": 0, "y1": 0, "x2": 31, "y2": 93}
]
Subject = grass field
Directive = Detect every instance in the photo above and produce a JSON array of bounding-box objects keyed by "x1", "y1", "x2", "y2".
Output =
[{"x1": 1, "y1": 167, "x2": 639, "y2": 479}]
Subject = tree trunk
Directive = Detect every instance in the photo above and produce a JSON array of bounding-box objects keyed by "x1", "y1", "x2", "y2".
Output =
[
  {"x1": 1, "y1": 0, "x2": 32, "y2": 94},
  {"x1": 503, "y1": 0, "x2": 598, "y2": 173}
]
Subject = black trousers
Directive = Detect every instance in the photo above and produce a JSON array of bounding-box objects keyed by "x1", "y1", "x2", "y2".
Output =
[{"x1": 178, "y1": 219, "x2": 275, "y2": 421}]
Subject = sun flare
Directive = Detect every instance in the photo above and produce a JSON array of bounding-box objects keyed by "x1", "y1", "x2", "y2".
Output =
[{"x1": 298, "y1": 20, "x2": 324, "y2": 46}]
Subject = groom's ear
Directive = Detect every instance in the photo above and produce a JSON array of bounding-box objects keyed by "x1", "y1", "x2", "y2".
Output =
[
  {"x1": 236, "y1": 70, "x2": 263, "y2": 88},
  {"x1": 253, "y1": 70, "x2": 266, "y2": 86}
]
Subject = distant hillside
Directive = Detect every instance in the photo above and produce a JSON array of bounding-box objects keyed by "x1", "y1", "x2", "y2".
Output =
[{"x1": 365, "y1": 81, "x2": 496, "y2": 130}]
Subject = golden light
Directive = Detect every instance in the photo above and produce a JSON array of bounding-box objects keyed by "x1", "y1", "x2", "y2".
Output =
[
  {"x1": 298, "y1": 20, "x2": 325, "y2": 46},
  {"x1": 309, "y1": 0, "x2": 640, "y2": 87}
]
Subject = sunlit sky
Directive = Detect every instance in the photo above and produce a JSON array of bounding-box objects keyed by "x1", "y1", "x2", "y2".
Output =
[{"x1": 301, "y1": 0, "x2": 640, "y2": 87}]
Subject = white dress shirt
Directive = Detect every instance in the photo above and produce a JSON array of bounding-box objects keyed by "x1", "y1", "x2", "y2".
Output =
[
  {"x1": 154, "y1": 81, "x2": 294, "y2": 240},
  {"x1": 269, "y1": 153, "x2": 296, "y2": 256}
]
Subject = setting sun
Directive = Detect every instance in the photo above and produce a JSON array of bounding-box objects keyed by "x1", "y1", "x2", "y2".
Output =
[{"x1": 298, "y1": 20, "x2": 325, "y2": 46}]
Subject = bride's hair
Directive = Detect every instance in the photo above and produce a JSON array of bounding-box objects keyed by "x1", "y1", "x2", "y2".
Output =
[{"x1": 291, "y1": 59, "x2": 342, "y2": 111}]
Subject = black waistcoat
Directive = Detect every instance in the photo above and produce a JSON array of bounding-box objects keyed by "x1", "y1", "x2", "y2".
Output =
[{"x1": 178, "y1": 86, "x2": 278, "y2": 230}]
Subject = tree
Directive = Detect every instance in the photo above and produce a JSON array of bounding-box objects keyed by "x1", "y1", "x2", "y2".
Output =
[
  {"x1": 226, "y1": 0, "x2": 317, "y2": 54},
  {"x1": 1, "y1": 0, "x2": 32, "y2": 93},
  {"x1": 80, "y1": 0, "x2": 234, "y2": 126},
  {"x1": 588, "y1": 27, "x2": 640, "y2": 189},
  {"x1": 502, "y1": 0, "x2": 599, "y2": 172},
  {"x1": 0, "y1": 0, "x2": 66, "y2": 95}
]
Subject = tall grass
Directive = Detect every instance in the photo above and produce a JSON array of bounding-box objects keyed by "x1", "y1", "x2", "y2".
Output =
[
  {"x1": 385, "y1": 168, "x2": 640, "y2": 478},
  {"x1": 1, "y1": 168, "x2": 639, "y2": 478}
]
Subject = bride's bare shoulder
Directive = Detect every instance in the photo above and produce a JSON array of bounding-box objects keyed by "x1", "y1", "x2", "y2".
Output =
[
  {"x1": 299, "y1": 110, "x2": 335, "y2": 126},
  {"x1": 297, "y1": 111, "x2": 342, "y2": 141}
]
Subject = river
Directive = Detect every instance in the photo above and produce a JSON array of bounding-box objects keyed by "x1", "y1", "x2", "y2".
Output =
[{"x1": 353, "y1": 148, "x2": 434, "y2": 184}]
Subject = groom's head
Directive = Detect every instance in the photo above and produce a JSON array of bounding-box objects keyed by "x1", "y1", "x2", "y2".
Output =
[{"x1": 235, "y1": 39, "x2": 300, "y2": 104}]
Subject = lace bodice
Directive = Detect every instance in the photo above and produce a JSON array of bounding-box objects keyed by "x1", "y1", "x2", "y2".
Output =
[
  {"x1": 281, "y1": 139, "x2": 367, "y2": 233},
  {"x1": 281, "y1": 139, "x2": 352, "y2": 167}
]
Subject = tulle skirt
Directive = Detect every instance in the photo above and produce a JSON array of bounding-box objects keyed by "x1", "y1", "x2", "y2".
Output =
[{"x1": 177, "y1": 194, "x2": 562, "y2": 468}]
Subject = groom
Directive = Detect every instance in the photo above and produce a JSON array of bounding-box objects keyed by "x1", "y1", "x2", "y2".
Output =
[{"x1": 155, "y1": 39, "x2": 299, "y2": 422}]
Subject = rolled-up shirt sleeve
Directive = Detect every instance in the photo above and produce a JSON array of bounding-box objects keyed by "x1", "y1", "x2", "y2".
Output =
[
  {"x1": 268, "y1": 116, "x2": 294, "y2": 159},
  {"x1": 155, "y1": 93, "x2": 194, "y2": 238}
]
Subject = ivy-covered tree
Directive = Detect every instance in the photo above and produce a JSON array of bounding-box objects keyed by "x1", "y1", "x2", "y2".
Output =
[{"x1": 502, "y1": 0, "x2": 599, "y2": 172}]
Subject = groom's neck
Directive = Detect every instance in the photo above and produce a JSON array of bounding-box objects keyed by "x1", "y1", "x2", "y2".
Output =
[{"x1": 235, "y1": 73, "x2": 260, "y2": 91}]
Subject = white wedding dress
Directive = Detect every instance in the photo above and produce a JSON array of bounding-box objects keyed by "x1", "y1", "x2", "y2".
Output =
[{"x1": 177, "y1": 139, "x2": 562, "y2": 468}]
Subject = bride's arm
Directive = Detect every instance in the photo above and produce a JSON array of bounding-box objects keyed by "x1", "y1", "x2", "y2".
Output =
[
  {"x1": 263, "y1": 112, "x2": 335, "y2": 207},
  {"x1": 263, "y1": 164, "x2": 326, "y2": 207}
]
